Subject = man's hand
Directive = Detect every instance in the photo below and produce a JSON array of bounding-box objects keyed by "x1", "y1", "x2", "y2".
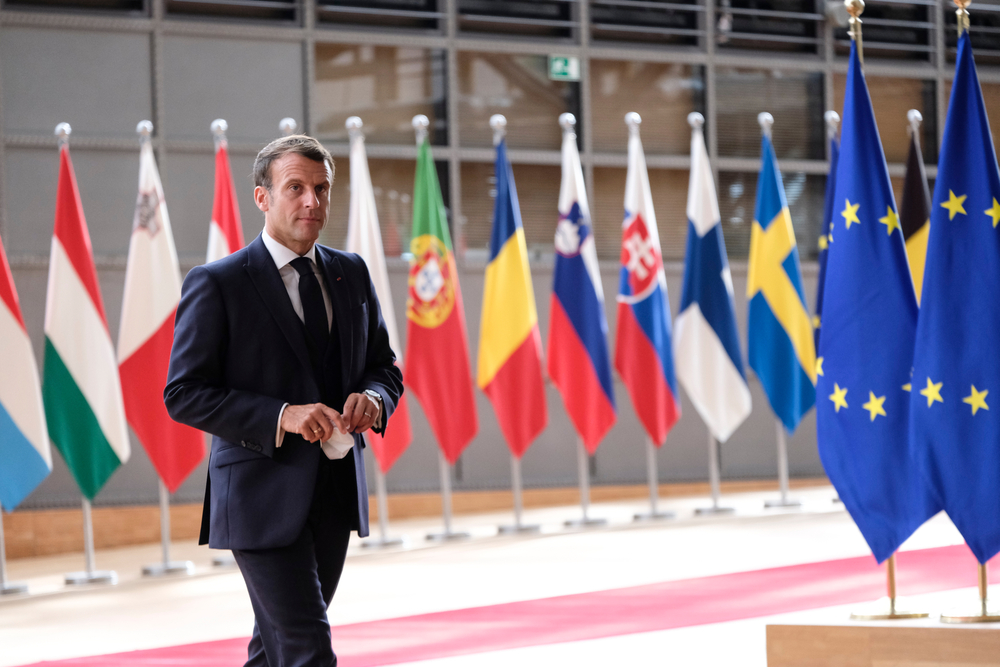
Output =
[
  {"x1": 280, "y1": 404, "x2": 347, "y2": 443},
  {"x1": 342, "y1": 392, "x2": 380, "y2": 434}
]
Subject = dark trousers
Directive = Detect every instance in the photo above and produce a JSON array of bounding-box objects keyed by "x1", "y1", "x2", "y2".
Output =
[{"x1": 232, "y1": 457, "x2": 355, "y2": 667}]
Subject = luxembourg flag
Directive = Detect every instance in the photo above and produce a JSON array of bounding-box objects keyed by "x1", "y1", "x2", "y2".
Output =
[
  {"x1": 615, "y1": 116, "x2": 681, "y2": 445},
  {"x1": 118, "y1": 131, "x2": 204, "y2": 493},
  {"x1": 206, "y1": 131, "x2": 244, "y2": 263},
  {"x1": 43, "y1": 139, "x2": 130, "y2": 500},
  {"x1": 0, "y1": 234, "x2": 51, "y2": 511},
  {"x1": 547, "y1": 125, "x2": 616, "y2": 453},
  {"x1": 674, "y1": 113, "x2": 752, "y2": 443},
  {"x1": 346, "y1": 119, "x2": 413, "y2": 473}
]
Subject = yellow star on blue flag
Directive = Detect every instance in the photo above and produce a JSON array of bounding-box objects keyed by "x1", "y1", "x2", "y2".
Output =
[
  {"x1": 816, "y1": 39, "x2": 939, "y2": 564},
  {"x1": 911, "y1": 31, "x2": 1000, "y2": 565}
]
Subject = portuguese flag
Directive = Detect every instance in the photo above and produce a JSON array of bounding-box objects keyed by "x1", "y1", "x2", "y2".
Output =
[
  {"x1": 404, "y1": 139, "x2": 478, "y2": 464},
  {"x1": 43, "y1": 144, "x2": 130, "y2": 500}
]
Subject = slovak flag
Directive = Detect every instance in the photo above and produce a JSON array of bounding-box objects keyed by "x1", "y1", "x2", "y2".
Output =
[
  {"x1": 547, "y1": 125, "x2": 616, "y2": 453},
  {"x1": 614, "y1": 118, "x2": 681, "y2": 445}
]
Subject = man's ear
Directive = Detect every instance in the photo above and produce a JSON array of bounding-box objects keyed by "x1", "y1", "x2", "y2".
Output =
[{"x1": 254, "y1": 186, "x2": 269, "y2": 213}]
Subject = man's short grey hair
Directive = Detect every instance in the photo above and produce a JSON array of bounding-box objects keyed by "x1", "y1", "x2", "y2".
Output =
[{"x1": 253, "y1": 135, "x2": 334, "y2": 191}]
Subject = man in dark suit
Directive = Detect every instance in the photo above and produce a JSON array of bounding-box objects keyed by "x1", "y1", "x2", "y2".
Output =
[{"x1": 165, "y1": 135, "x2": 403, "y2": 667}]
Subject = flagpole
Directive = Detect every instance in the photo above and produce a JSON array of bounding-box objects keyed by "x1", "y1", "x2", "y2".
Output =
[
  {"x1": 823, "y1": 109, "x2": 842, "y2": 507},
  {"x1": 426, "y1": 451, "x2": 469, "y2": 541},
  {"x1": 695, "y1": 433, "x2": 734, "y2": 515},
  {"x1": 565, "y1": 439, "x2": 606, "y2": 528},
  {"x1": 0, "y1": 513, "x2": 27, "y2": 595},
  {"x1": 279, "y1": 117, "x2": 297, "y2": 136},
  {"x1": 765, "y1": 419, "x2": 801, "y2": 509},
  {"x1": 634, "y1": 437, "x2": 674, "y2": 521},
  {"x1": 142, "y1": 480, "x2": 195, "y2": 577},
  {"x1": 499, "y1": 454, "x2": 540, "y2": 534},
  {"x1": 850, "y1": 552, "x2": 930, "y2": 620},
  {"x1": 65, "y1": 498, "x2": 116, "y2": 586}
]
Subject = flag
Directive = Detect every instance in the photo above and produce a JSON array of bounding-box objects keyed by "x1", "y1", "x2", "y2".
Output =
[
  {"x1": 404, "y1": 140, "x2": 478, "y2": 464},
  {"x1": 814, "y1": 132, "x2": 839, "y2": 348},
  {"x1": 547, "y1": 125, "x2": 616, "y2": 453},
  {"x1": 346, "y1": 126, "x2": 413, "y2": 473},
  {"x1": 911, "y1": 31, "x2": 1000, "y2": 564},
  {"x1": 118, "y1": 138, "x2": 204, "y2": 493},
  {"x1": 899, "y1": 123, "x2": 931, "y2": 305},
  {"x1": 0, "y1": 234, "x2": 51, "y2": 511},
  {"x1": 43, "y1": 144, "x2": 130, "y2": 500},
  {"x1": 747, "y1": 133, "x2": 816, "y2": 432},
  {"x1": 674, "y1": 118, "x2": 751, "y2": 443},
  {"x1": 206, "y1": 138, "x2": 244, "y2": 263},
  {"x1": 477, "y1": 141, "x2": 547, "y2": 457},
  {"x1": 817, "y1": 41, "x2": 939, "y2": 563},
  {"x1": 615, "y1": 126, "x2": 681, "y2": 445}
]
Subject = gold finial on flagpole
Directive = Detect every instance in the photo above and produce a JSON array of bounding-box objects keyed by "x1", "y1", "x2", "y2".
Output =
[
  {"x1": 845, "y1": 0, "x2": 865, "y2": 64},
  {"x1": 955, "y1": 0, "x2": 971, "y2": 37}
]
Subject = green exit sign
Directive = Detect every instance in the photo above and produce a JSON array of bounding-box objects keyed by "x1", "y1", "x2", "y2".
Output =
[{"x1": 548, "y1": 55, "x2": 580, "y2": 82}]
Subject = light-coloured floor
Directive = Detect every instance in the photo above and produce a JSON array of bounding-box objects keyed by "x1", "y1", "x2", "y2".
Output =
[{"x1": 0, "y1": 486, "x2": 970, "y2": 666}]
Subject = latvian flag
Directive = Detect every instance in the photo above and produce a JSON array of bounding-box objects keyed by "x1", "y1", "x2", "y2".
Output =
[
  {"x1": 547, "y1": 126, "x2": 616, "y2": 453},
  {"x1": 118, "y1": 134, "x2": 204, "y2": 493},
  {"x1": 0, "y1": 233, "x2": 51, "y2": 510},
  {"x1": 614, "y1": 120, "x2": 681, "y2": 445},
  {"x1": 206, "y1": 133, "x2": 244, "y2": 263},
  {"x1": 43, "y1": 141, "x2": 130, "y2": 499}
]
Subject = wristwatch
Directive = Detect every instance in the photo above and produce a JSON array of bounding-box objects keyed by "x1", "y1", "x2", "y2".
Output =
[{"x1": 362, "y1": 389, "x2": 382, "y2": 411}]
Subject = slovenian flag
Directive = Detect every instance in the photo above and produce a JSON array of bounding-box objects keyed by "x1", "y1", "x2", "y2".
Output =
[
  {"x1": 118, "y1": 134, "x2": 204, "y2": 493},
  {"x1": 674, "y1": 114, "x2": 752, "y2": 443},
  {"x1": 206, "y1": 133, "x2": 244, "y2": 263},
  {"x1": 478, "y1": 139, "x2": 547, "y2": 457},
  {"x1": 43, "y1": 142, "x2": 130, "y2": 500},
  {"x1": 0, "y1": 234, "x2": 51, "y2": 511},
  {"x1": 346, "y1": 121, "x2": 413, "y2": 473},
  {"x1": 615, "y1": 122, "x2": 681, "y2": 445},
  {"x1": 547, "y1": 125, "x2": 616, "y2": 453}
]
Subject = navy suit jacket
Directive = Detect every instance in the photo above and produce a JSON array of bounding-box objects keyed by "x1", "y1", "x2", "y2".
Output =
[{"x1": 164, "y1": 234, "x2": 403, "y2": 550}]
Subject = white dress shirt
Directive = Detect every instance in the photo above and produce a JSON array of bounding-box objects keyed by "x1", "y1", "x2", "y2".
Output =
[{"x1": 261, "y1": 229, "x2": 380, "y2": 458}]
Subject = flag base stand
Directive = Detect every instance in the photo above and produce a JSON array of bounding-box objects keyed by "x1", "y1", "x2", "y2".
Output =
[
  {"x1": 696, "y1": 435, "x2": 733, "y2": 515},
  {"x1": 694, "y1": 506, "x2": 735, "y2": 516},
  {"x1": 1, "y1": 582, "x2": 27, "y2": 596},
  {"x1": 213, "y1": 553, "x2": 237, "y2": 567},
  {"x1": 764, "y1": 498, "x2": 802, "y2": 508},
  {"x1": 498, "y1": 455, "x2": 540, "y2": 535},
  {"x1": 564, "y1": 517, "x2": 607, "y2": 528},
  {"x1": 65, "y1": 570, "x2": 117, "y2": 586},
  {"x1": 765, "y1": 421, "x2": 801, "y2": 509},
  {"x1": 850, "y1": 597, "x2": 929, "y2": 621},
  {"x1": 633, "y1": 510, "x2": 675, "y2": 522},
  {"x1": 427, "y1": 454, "x2": 470, "y2": 542},
  {"x1": 942, "y1": 563, "x2": 1000, "y2": 623},
  {"x1": 564, "y1": 441, "x2": 606, "y2": 529},
  {"x1": 364, "y1": 468, "x2": 405, "y2": 548},
  {"x1": 634, "y1": 439, "x2": 674, "y2": 522},
  {"x1": 361, "y1": 536, "x2": 406, "y2": 549},
  {"x1": 425, "y1": 530, "x2": 470, "y2": 542},
  {"x1": 142, "y1": 561, "x2": 195, "y2": 577},
  {"x1": 497, "y1": 523, "x2": 541, "y2": 535},
  {"x1": 65, "y1": 499, "x2": 117, "y2": 586}
]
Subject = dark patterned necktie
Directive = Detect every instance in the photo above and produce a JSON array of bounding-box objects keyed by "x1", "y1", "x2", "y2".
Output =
[{"x1": 290, "y1": 256, "x2": 329, "y2": 366}]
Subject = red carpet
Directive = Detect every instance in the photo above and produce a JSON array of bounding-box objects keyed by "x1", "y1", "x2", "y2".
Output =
[{"x1": 23, "y1": 543, "x2": 994, "y2": 666}]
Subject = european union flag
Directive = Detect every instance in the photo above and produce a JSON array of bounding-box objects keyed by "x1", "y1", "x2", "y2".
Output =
[
  {"x1": 748, "y1": 134, "x2": 816, "y2": 433},
  {"x1": 817, "y1": 41, "x2": 939, "y2": 563},
  {"x1": 911, "y1": 32, "x2": 1000, "y2": 564},
  {"x1": 813, "y1": 132, "x2": 838, "y2": 349}
]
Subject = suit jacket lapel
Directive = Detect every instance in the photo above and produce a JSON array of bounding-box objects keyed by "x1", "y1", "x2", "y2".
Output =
[
  {"x1": 244, "y1": 235, "x2": 313, "y2": 375},
  {"x1": 316, "y1": 246, "x2": 354, "y2": 392}
]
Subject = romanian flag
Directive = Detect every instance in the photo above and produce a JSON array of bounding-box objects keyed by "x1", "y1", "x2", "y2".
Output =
[
  {"x1": 478, "y1": 140, "x2": 547, "y2": 458},
  {"x1": 747, "y1": 133, "x2": 816, "y2": 433},
  {"x1": 43, "y1": 141, "x2": 130, "y2": 499},
  {"x1": 404, "y1": 139, "x2": 478, "y2": 464},
  {"x1": 548, "y1": 122, "x2": 616, "y2": 453},
  {"x1": 0, "y1": 233, "x2": 51, "y2": 510},
  {"x1": 206, "y1": 134, "x2": 244, "y2": 263},
  {"x1": 346, "y1": 122, "x2": 413, "y2": 473},
  {"x1": 899, "y1": 120, "x2": 931, "y2": 305},
  {"x1": 615, "y1": 122, "x2": 681, "y2": 445},
  {"x1": 118, "y1": 134, "x2": 204, "y2": 493}
]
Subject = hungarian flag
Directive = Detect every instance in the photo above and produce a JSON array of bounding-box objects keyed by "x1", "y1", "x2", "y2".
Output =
[
  {"x1": 206, "y1": 137, "x2": 244, "y2": 263},
  {"x1": 0, "y1": 233, "x2": 51, "y2": 511},
  {"x1": 346, "y1": 125, "x2": 413, "y2": 473},
  {"x1": 615, "y1": 124, "x2": 682, "y2": 445},
  {"x1": 548, "y1": 126, "x2": 615, "y2": 453},
  {"x1": 118, "y1": 137, "x2": 204, "y2": 493},
  {"x1": 899, "y1": 119, "x2": 931, "y2": 304},
  {"x1": 478, "y1": 139, "x2": 547, "y2": 458},
  {"x1": 404, "y1": 139, "x2": 478, "y2": 464},
  {"x1": 43, "y1": 144, "x2": 130, "y2": 499}
]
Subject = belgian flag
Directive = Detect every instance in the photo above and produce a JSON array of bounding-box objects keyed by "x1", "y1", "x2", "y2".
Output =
[{"x1": 899, "y1": 114, "x2": 931, "y2": 303}]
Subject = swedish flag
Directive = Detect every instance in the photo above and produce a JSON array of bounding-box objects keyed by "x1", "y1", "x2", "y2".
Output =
[
  {"x1": 817, "y1": 41, "x2": 939, "y2": 563},
  {"x1": 911, "y1": 32, "x2": 1000, "y2": 564},
  {"x1": 748, "y1": 134, "x2": 816, "y2": 433}
]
